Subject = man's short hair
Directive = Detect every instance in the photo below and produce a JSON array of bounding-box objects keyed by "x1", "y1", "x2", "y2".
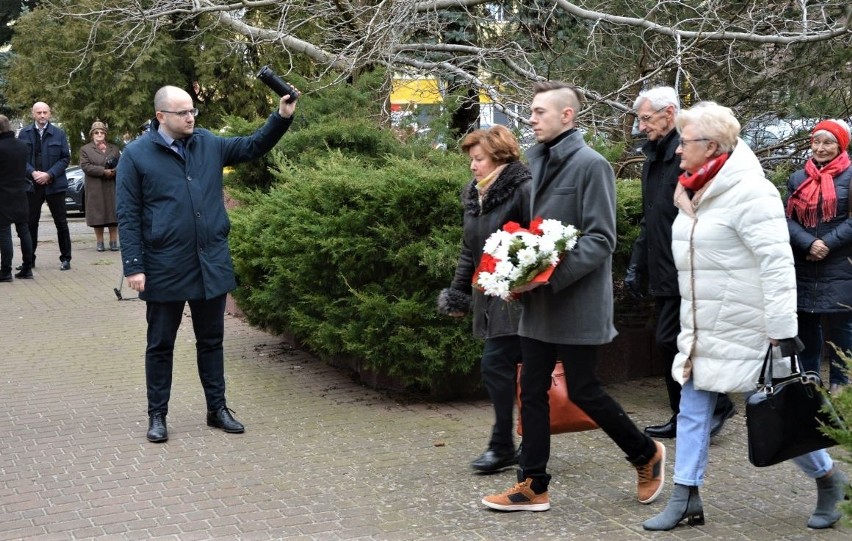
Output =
[
  {"x1": 533, "y1": 81, "x2": 583, "y2": 109},
  {"x1": 0, "y1": 115, "x2": 12, "y2": 134}
]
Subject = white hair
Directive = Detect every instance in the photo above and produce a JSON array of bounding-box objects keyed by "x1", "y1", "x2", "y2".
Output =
[{"x1": 634, "y1": 86, "x2": 680, "y2": 113}]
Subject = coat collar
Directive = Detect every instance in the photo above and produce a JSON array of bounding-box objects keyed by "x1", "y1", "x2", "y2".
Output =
[
  {"x1": 462, "y1": 160, "x2": 530, "y2": 216},
  {"x1": 674, "y1": 137, "x2": 763, "y2": 214}
]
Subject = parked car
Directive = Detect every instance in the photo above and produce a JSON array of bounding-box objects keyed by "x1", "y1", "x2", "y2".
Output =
[{"x1": 64, "y1": 166, "x2": 85, "y2": 216}]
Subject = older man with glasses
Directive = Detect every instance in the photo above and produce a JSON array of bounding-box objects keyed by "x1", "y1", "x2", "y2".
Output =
[
  {"x1": 117, "y1": 84, "x2": 298, "y2": 443},
  {"x1": 625, "y1": 87, "x2": 736, "y2": 441}
]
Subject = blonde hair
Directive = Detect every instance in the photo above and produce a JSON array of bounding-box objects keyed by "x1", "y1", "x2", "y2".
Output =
[
  {"x1": 460, "y1": 125, "x2": 521, "y2": 163},
  {"x1": 676, "y1": 101, "x2": 741, "y2": 154}
]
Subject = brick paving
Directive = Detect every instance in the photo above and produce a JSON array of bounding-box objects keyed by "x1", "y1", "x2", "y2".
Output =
[{"x1": 0, "y1": 210, "x2": 850, "y2": 540}]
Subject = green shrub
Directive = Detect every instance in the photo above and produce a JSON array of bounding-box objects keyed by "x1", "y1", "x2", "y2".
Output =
[{"x1": 230, "y1": 149, "x2": 487, "y2": 391}]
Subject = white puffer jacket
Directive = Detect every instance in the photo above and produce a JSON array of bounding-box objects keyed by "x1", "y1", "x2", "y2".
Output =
[{"x1": 671, "y1": 138, "x2": 798, "y2": 393}]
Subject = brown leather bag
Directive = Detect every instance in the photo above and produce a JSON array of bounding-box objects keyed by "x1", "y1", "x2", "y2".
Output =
[{"x1": 516, "y1": 361, "x2": 598, "y2": 435}]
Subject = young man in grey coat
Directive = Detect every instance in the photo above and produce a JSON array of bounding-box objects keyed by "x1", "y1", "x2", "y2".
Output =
[{"x1": 482, "y1": 81, "x2": 665, "y2": 512}]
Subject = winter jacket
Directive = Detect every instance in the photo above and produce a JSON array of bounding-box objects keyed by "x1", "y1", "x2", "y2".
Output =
[
  {"x1": 0, "y1": 132, "x2": 30, "y2": 224},
  {"x1": 439, "y1": 160, "x2": 531, "y2": 339},
  {"x1": 671, "y1": 139, "x2": 797, "y2": 393},
  {"x1": 17, "y1": 122, "x2": 71, "y2": 194},
  {"x1": 628, "y1": 129, "x2": 681, "y2": 296},
  {"x1": 116, "y1": 111, "x2": 292, "y2": 302},
  {"x1": 518, "y1": 129, "x2": 618, "y2": 345},
  {"x1": 786, "y1": 161, "x2": 852, "y2": 314}
]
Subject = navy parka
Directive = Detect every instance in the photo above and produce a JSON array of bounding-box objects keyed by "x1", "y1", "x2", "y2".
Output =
[{"x1": 116, "y1": 111, "x2": 292, "y2": 302}]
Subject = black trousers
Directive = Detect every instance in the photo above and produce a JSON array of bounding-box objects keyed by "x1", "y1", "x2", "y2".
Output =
[
  {"x1": 145, "y1": 295, "x2": 228, "y2": 415},
  {"x1": 0, "y1": 221, "x2": 33, "y2": 272},
  {"x1": 27, "y1": 186, "x2": 71, "y2": 262},
  {"x1": 518, "y1": 337, "x2": 656, "y2": 493},
  {"x1": 480, "y1": 336, "x2": 522, "y2": 452},
  {"x1": 655, "y1": 296, "x2": 734, "y2": 416}
]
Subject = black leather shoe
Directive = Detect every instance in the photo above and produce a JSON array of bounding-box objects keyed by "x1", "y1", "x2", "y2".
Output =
[
  {"x1": 147, "y1": 413, "x2": 168, "y2": 443},
  {"x1": 14, "y1": 269, "x2": 33, "y2": 279},
  {"x1": 471, "y1": 448, "x2": 518, "y2": 473},
  {"x1": 59, "y1": 261, "x2": 71, "y2": 271},
  {"x1": 0, "y1": 273, "x2": 12, "y2": 282},
  {"x1": 207, "y1": 406, "x2": 245, "y2": 433},
  {"x1": 644, "y1": 416, "x2": 677, "y2": 439},
  {"x1": 710, "y1": 402, "x2": 737, "y2": 438},
  {"x1": 16, "y1": 258, "x2": 34, "y2": 270}
]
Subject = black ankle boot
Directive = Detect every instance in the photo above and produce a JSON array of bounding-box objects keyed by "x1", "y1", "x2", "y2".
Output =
[{"x1": 643, "y1": 483, "x2": 704, "y2": 531}]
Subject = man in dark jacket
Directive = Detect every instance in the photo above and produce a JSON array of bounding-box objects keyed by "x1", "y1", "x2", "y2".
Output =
[
  {"x1": 482, "y1": 81, "x2": 665, "y2": 512},
  {"x1": 0, "y1": 115, "x2": 34, "y2": 281},
  {"x1": 117, "y1": 85, "x2": 298, "y2": 443},
  {"x1": 17, "y1": 102, "x2": 72, "y2": 270},
  {"x1": 625, "y1": 87, "x2": 736, "y2": 440}
]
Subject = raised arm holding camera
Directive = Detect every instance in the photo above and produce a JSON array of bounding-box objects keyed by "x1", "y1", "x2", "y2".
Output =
[{"x1": 117, "y1": 82, "x2": 298, "y2": 443}]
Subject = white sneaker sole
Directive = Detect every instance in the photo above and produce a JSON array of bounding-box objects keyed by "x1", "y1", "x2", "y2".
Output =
[
  {"x1": 481, "y1": 498, "x2": 550, "y2": 512},
  {"x1": 639, "y1": 442, "x2": 666, "y2": 504}
]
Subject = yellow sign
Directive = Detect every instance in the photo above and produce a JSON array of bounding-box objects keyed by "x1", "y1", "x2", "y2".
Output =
[{"x1": 390, "y1": 78, "x2": 443, "y2": 105}]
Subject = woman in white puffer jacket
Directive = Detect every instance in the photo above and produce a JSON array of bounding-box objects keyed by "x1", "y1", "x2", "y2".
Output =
[{"x1": 643, "y1": 102, "x2": 848, "y2": 532}]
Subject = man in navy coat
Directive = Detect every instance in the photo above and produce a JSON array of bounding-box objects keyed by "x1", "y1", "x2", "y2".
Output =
[
  {"x1": 117, "y1": 85, "x2": 297, "y2": 443},
  {"x1": 17, "y1": 102, "x2": 72, "y2": 270}
]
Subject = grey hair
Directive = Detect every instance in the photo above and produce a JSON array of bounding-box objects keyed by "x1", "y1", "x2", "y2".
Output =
[
  {"x1": 634, "y1": 86, "x2": 680, "y2": 113},
  {"x1": 675, "y1": 101, "x2": 740, "y2": 154},
  {"x1": 0, "y1": 114, "x2": 11, "y2": 133}
]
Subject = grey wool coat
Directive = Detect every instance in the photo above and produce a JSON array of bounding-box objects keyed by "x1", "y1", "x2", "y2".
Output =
[{"x1": 519, "y1": 129, "x2": 618, "y2": 345}]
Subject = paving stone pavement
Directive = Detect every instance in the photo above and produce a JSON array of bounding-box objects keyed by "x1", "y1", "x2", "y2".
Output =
[{"x1": 1, "y1": 210, "x2": 850, "y2": 540}]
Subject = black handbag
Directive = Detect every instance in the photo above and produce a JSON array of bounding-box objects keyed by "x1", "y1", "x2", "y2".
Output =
[{"x1": 745, "y1": 345, "x2": 839, "y2": 467}]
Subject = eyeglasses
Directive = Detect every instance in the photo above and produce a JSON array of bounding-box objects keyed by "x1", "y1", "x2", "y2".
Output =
[
  {"x1": 678, "y1": 138, "x2": 710, "y2": 149},
  {"x1": 637, "y1": 106, "x2": 668, "y2": 122},
  {"x1": 159, "y1": 108, "x2": 199, "y2": 118}
]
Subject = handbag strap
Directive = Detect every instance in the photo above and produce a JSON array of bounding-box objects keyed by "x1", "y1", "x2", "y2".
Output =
[{"x1": 757, "y1": 343, "x2": 805, "y2": 390}]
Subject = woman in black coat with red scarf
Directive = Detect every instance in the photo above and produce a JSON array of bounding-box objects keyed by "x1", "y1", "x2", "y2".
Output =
[
  {"x1": 0, "y1": 115, "x2": 34, "y2": 280},
  {"x1": 786, "y1": 118, "x2": 852, "y2": 395}
]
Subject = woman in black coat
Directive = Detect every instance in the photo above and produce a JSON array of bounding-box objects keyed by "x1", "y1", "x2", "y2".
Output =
[
  {"x1": 0, "y1": 115, "x2": 34, "y2": 280},
  {"x1": 438, "y1": 125, "x2": 530, "y2": 472},
  {"x1": 786, "y1": 118, "x2": 852, "y2": 394}
]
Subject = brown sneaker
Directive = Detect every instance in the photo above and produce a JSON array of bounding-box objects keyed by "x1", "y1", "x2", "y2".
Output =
[
  {"x1": 636, "y1": 440, "x2": 666, "y2": 504},
  {"x1": 482, "y1": 478, "x2": 550, "y2": 512}
]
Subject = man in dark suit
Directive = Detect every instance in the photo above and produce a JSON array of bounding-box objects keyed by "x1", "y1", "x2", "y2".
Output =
[
  {"x1": 17, "y1": 102, "x2": 72, "y2": 270},
  {"x1": 0, "y1": 115, "x2": 34, "y2": 280},
  {"x1": 117, "y1": 85, "x2": 297, "y2": 443}
]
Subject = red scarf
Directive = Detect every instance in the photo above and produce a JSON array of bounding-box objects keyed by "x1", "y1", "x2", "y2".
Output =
[
  {"x1": 678, "y1": 153, "x2": 730, "y2": 191},
  {"x1": 786, "y1": 151, "x2": 850, "y2": 228}
]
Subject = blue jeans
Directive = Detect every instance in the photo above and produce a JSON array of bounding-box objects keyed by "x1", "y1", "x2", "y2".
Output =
[
  {"x1": 798, "y1": 312, "x2": 851, "y2": 386},
  {"x1": 145, "y1": 295, "x2": 228, "y2": 415},
  {"x1": 674, "y1": 379, "x2": 833, "y2": 486}
]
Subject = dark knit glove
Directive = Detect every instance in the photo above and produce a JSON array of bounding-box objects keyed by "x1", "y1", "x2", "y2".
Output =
[{"x1": 437, "y1": 288, "x2": 471, "y2": 316}]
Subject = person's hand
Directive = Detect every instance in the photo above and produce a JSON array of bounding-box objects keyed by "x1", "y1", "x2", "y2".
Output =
[
  {"x1": 32, "y1": 171, "x2": 51, "y2": 185},
  {"x1": 624, "y1": 264, "x2": 645, "y2": 299},
  {"x1": 511, "y1": 280, "x2": 546, "y2": 295},
  {"x1": 279, "y1": 90, "x2": 299, "y2": 119},
  {"x1": 771, "y1": 337, "x2": 805, "y2": 357},
  {"x1": 127, "y1": 272, "x2": 145, "y2": 293},
  {"x1": 807, "y1": 239, "x2": 829, "y2": 261},
  {"x1": 103, "y1": 169, "x2": 115, "y2": 179}
]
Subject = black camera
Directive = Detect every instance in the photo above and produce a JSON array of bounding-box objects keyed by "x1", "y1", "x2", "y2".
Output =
[{"x1": 256, "y1": 65, "x2": 300, "y2": 102}]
